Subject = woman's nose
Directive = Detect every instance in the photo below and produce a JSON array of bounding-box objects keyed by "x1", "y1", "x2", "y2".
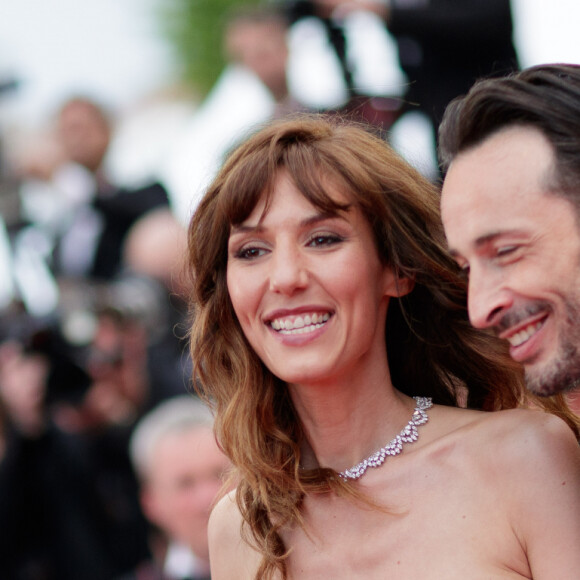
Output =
[{"x1": 268, "y1": 244, "x2": 308, "y2": 295}]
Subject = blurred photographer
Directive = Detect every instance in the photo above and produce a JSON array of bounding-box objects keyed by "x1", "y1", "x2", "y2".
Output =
[
  {"x1": 0, "y1": 275, "x2": 162, "y2": 579},
  {"x1": 0, "y1": 149, "x2": 191, "y2": 575},
  {"x1": 0, "y1": 332, "x2": 137, "y2": 580}
]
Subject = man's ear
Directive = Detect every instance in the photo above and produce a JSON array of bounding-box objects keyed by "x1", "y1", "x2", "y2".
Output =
[{"x1": 140, "y1": 486, "x2": 161, "y2": 527}]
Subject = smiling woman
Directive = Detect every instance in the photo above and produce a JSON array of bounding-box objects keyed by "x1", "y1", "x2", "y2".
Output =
[
  {"x1": 185, "y1": 114, "x2": 580, "y2": 579},
  {"x1": 225, "y1": 169, "x2": 411, "y2": 387}
]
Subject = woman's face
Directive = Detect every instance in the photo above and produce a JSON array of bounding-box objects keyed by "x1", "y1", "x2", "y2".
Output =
[{"x1": 226, "y1": 170, "x2": 407, "y2": 387}]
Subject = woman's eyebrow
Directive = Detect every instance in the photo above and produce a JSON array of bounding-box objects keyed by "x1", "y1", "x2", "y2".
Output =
[
  {"x1": 229, "y1": 223, "x2": 264, "y2": 236},
  {"x1": 300, "y1": 211, "x2": 348, "y2": 228},
  {"x1": 230, "y1": 208, "x2": 351, "y2": 236}
]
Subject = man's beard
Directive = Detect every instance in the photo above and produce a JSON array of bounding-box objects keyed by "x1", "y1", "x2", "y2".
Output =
[{"x1": 523, "y1": 299, "x2": 580, "y2": 396}]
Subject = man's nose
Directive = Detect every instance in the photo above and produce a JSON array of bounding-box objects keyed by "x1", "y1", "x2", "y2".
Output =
[
  {"x1": 467, "y1": 267, "x2": 513, "y2": 329},
  {"x1": 268, "y1": 244, "x2": 308, "y2": 295}
]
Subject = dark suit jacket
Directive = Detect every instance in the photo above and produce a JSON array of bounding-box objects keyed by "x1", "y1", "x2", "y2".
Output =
[
  {"x1": 91, "y1": 181, "x2": 169, "y2": 280},
  {"x1": 387, "y1": 0, "x2": 519, "y2": 129}
]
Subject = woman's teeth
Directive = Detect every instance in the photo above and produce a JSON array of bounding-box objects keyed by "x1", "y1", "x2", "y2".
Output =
[{"x1": 271, "y1": 313, "x2": 330, "y2": 334}]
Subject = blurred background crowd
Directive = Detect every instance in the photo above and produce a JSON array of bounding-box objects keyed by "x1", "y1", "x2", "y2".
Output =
[{"x1": 0, "y1": 0, "x2": 578, "y2": 578}]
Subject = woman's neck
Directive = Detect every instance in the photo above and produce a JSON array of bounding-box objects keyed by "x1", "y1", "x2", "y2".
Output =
[{"x1": 289, "y1": 373, "x2": 416, "y2": 475}]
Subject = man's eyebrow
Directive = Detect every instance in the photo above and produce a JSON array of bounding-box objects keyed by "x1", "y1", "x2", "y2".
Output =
[
  {"x1": 448, "y1": 230, "x2": 525, "y2": 257},
  {"x1": 474, "y1": 230, "x2": 526, "y2": 248}
]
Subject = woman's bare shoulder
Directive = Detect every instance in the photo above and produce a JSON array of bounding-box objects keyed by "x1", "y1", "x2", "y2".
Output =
[
  {"x1": 433, "y1": 403, "x2": 573, "y2": 437},
  {"x1": 209, "y1": 490, "x2": 262, "y2": 579},
  {"x1": 478, "y1": 409, "x2": 580, "y2": 575},
  {"x1": 424, "y1": 403, "x2": 580, "y2": 576},
  {"x1": 473, "y1": 407, "x2": 577, "y2": 449},
  {"x1": 210, "y1": 489, "x2": 242, "y2": 539},
  {"x1": 494, "y1": 407, "x2": 580, "y2": 469},
  {"x1": 433, "y1": 404, "x2": 580, "y2": 471}
]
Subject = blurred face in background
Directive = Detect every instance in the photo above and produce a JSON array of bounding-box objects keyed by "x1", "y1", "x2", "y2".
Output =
[
  {"x1": 140, "y1": 425, "x2": 231, "y2": 560},
  {"x1": 57, "y1": 100, "x2": 111, "y2": 173},
  {"x1": 225, "y1": 17, "x2": 289, "y2": 101}
]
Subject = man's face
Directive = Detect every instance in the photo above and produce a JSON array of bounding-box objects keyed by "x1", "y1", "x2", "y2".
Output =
[
  {"x1": 141, "y1": 426, "x2": 230, "y2": 559},
  {"x1": 58, "y1": 101, "x2": 110, "y2": 173},
  {"x1": 441, "y1": 125, "x2": 580, "y2": 396},
  {"x1": 225, "y1": 20, "x2": 288, "y2": 100}
]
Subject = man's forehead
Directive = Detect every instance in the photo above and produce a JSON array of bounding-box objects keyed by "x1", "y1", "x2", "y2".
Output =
[
  {"x1": 442, "y1": 127, "x2": 556, "y2": 212},
  {"x1": 440, "y1": 126, "x2": 562, "y2": 256}
]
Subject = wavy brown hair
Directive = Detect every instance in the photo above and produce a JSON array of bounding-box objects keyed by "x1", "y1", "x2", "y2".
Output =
[{"x1": 185, "y1": 115, "x2": 578, "y2": 579}]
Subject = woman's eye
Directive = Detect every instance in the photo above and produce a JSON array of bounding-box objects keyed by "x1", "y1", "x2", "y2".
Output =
[
  {"x1": 235, "y1": 246, "x2": 267, "y2": 260},
  {"x1": 307, "y1": 234, "x2": 343, "y2": 247}
]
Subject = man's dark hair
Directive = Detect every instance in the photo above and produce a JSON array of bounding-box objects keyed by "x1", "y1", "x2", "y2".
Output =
[{"x1": 438, "y1": 64, "x2": 580, "y2": 202}]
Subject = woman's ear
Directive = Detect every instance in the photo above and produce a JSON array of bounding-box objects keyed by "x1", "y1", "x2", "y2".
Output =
[
  {"x1": 392, "y1": 275, "x2": 415, "y2": 297},
  {"x1": 382, "y1": 269, "x2": 415, "y2": 298}
]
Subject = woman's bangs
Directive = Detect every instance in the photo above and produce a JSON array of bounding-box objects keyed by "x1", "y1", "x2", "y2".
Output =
[
  {"x1": 286, "y1": 150, "x2": 351, "y2": 214},
  {"x1": 219, "y1": 155, "x2": 274, "y2": 226}
]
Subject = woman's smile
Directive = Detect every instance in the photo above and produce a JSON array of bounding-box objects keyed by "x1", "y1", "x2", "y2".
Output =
[{"x1": 269, "y1": 312, "x2": 331, "y2": 334}]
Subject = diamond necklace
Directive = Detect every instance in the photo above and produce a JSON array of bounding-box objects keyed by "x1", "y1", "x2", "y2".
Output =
[{"x1": 339, "y1": 396, "x2": 433, "y2": 481}]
